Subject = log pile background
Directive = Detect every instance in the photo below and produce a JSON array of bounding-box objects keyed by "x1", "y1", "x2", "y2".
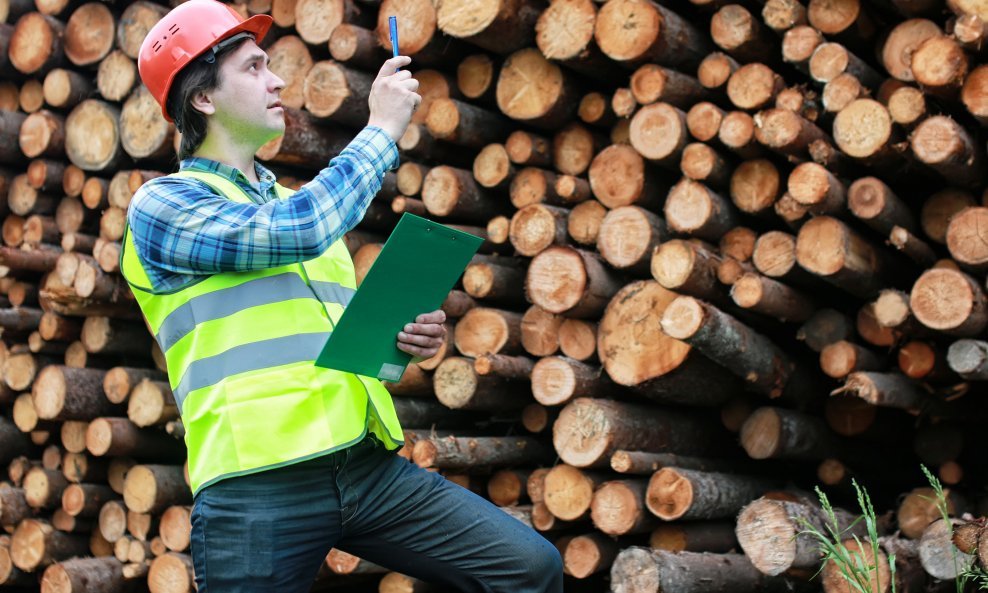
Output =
[{"x1": 4, "y1": 0, "x2": 988, "y2": 590}]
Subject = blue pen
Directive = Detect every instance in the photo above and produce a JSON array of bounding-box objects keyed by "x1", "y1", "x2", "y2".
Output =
[{"x1": 389, "y1": 16, "x2": 400, "y2": 71}]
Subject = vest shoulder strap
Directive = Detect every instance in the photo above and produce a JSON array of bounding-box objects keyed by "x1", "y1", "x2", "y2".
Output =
[{"x1": 173, "y1": 170, "x2": 295, "y2": 203}]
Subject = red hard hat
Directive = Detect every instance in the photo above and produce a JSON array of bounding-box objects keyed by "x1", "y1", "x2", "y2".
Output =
[{"x1": 138, "y1": 0, "x2": 273, "y2": 122}]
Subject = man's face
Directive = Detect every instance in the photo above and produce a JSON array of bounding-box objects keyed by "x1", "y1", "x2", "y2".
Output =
[{"x1": 208, "y1": 39, "x2": 287, "y2": 146}]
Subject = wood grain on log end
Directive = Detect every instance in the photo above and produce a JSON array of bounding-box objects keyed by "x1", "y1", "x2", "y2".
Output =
[
  {"x1": 629, "y1": 102, "x2": 687, "y2": 163},
  {"x1": 591, "y1": 481, "x2": 647, "y2": 539},
  {"x1": 598, "y1": 281, "x2": 690, "y2": 386},
  {"x1": 946, "y1": 207, "x2": 988, "y2": 270},
  {"x1": 911, "y1": 35, "x2": 968, "y2": 91},
  {"x1": 543, "y1": 464, "x2": 595, "y2": 520},
  {"x1": 730, "y1": 159, "x2": 779, "y2": 215},
  {"x1": 910, "y1": 268, "x2": 987, "y2": 335},
  {"x1": 686, "y1": 102, "x2": 724, "y2": 142},
  {"x1": 535, "y1": 0, "x2": 595, "y2": 61},
  {"x1": 833, "y1": 99, "x2": 893, "y2": 159},
  {"x1": 782, "y1": 25, "x2": 823, "y2": 66},
  {"x1": 727, "y1": 64, "x2": 782, "y2": 111},
  {"x1": 645, "y1": 468, "x2": 692, "y2": 520},
  {"x1": 473, "y1": 144, "x2": 512, "y2": 189}
]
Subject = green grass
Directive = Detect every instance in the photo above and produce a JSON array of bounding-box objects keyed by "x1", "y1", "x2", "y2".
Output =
[
  {"x1": 798, "y1": 480, "x2": 895, "y2": 593},
  {"x1": 801, "y1": 464, "x2": 988, "y2": 593}
]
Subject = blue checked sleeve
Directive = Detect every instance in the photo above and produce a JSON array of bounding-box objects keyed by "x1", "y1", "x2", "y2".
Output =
[{"x1": 127, "y1": 126, "x2": 398, "y2": 287}]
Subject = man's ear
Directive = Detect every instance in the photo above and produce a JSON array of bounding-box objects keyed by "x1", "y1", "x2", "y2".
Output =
[{"x1": 190, "y1": 90, "x2": 215, "y2": 116}]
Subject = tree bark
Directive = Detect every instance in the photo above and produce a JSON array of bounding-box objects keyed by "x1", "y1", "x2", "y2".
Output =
[
  {"x1": 740, "y1": 406, "x2": 838, "y2": 460},
  {"x1": 19, "y1": 110, "x2": 65, "y2": 160},
  {"x1": 412, "y1": 435, "x2": 552, "y2": 470},
  {"x1": 910, "y1": 116, "x2": 985, "y2": 188},
  {"x1": 33, "y1": 365, "x2": 116, "y2": 421},
  {"x1": 650, "y1": 522, "x2": 738, "y2": 553},
  {"x1": 433, "y1": 356, "x2": 531, "y2": 411},
  {"x1": 256, "y1": 108, "x2": 351, "y2": 167},
  {"x1": 505, "y1": 130, "x2": 553, "y2": 167},
  {"x1": 710, "y1": 4, "x2": 775, "y2": 63},
  {"x1": 736, "y1": 497, "x2": 867, "y2": 575},
  {"x1": 647, "y1": 466, "x2": 778, "y2": 523},
  {"x1": 552, "y1": 397, "x2": 732, "y2": 468},
  {"x1": 796, "y1": 216, "x2": 910, "y2": 299},
  {"x1": 531, "y1": 356, "x2": 614, "y2": 406},
  {"x1": 103, "y1": 367, "x2": 165, "y2": 405},
  {"x1": 86, "y1": 418, "x2": 185, "y2": 462},
  {"x1": 611, "y1": 548, "x2": 798, "y2": 593},
  {"x1": 421, "y1": 166, "x2": 506, "y2": 223},
  {"x1": 834, "y1": 371, "x2": 940, "y2": 414},
  {"x1": 820, "y1": 340, "x2": 884, "y2": 379},
  {"x1": 651, "y1": 239, "x2": 725, "y2": 303},
  {"x1": 10, "y1": 519, "x2": 88, "y2": 572},
  {"x1": 594, "y1": 0, "x2": 711, "y2": 69},
  {"x1": 610, "y1": 450, "x2": 741, "y2": 475},
  {"x1": 661, "y1": 296, "x2": 821, "y2": 406}
]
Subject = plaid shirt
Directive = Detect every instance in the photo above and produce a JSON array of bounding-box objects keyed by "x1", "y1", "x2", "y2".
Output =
[{"x1": 127, "y1": 126, "x2": 399, "y2": 292}]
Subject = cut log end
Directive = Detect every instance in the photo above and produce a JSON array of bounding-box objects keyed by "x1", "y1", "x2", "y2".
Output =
[
  {"x1": 910, "y1": 268, "x2": 983, "y2": 333},
  {"x1": 833, "y1": 99, "x2": 893, "y2": 159},
  {"x1": 433, "y1": 357, "x2": 476, "y2": 410},
  {"x1": 646, "y1": 468, "x2": 692, "y2": 520},
  {"x1": 735, "y1": 499, "x2": 797, "y2": 575},
  {"x1": 659, "y1": 296, "x2": 705, "y2": 340},
  {"x1": 543, "y1": 464, "x2": 594, "y2": 521},
  {"x1": 739, "y1": 408, "x2": 783, "y2": 459},
  {"x1": 598, "y1": 281, "x2": 691, "y2": 386}
]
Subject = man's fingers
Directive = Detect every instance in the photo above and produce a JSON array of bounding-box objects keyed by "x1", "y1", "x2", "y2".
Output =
[
  {"x1": 397, "y1": 342, "x2": 438, "y2": 358},
  {"x1": 399, "y1": 326, "x2": 444, "y2": 342},
  {"x1": 402, "y1": 322, "x2": 444, "y2": 338},
  {"x1": 416, "y1": 310, "x2": 446, "y2": 324},
  {"x1": 378, "y1": 55, "x2": 411, "y2": 78}
]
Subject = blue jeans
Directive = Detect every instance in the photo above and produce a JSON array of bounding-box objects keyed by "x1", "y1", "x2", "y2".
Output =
[{"x1": 190, "y1": 434, "x2": 564, "y2": 593}]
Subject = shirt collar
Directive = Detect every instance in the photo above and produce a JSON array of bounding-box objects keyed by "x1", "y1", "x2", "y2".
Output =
[{"x1": 179, "y1": 157, "x2": 279, "y2": 202}]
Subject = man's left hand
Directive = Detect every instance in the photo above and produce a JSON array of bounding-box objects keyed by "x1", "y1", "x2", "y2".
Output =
[{"x1": 397, "y1": 309, "x2": 447, "y2": 361}]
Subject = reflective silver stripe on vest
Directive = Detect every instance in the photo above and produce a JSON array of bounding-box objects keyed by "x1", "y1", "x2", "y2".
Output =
[
  {"x1": 309, "y1": 280, "x2": 355, "y2": 308},
  {"x1": 156, "y1": 273, "x2": 351, "y2": 352},
  {"x1": 173, "y1": 332, "x2": 330, "y2": 409}
]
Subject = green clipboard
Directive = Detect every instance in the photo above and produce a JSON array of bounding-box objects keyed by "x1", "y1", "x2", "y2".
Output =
[{"x1": 315, "y1": 213, "x2": 483, "y2": 382}]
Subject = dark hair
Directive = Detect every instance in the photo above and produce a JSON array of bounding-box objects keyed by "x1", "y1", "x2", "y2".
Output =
[{"x1": 166, "y1": 35, "x2": 251, "y2": 160}]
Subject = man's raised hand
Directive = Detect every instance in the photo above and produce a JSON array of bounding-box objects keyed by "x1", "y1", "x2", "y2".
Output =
[{"x1": 368, "y1": 56, "x2": 421, "y2": 142}]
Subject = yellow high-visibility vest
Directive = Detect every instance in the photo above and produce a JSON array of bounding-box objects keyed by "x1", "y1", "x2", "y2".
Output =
[{"x1": 120, "y1": 170, "x2": 403, "y2": 494}]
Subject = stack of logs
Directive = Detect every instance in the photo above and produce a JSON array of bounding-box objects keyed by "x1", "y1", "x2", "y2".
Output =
[{"x1": 4, "y1": 0, "x2": 988, "y2": 590}]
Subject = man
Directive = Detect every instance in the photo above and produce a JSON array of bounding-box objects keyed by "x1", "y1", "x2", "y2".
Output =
[{"x1": 121, "y1": 2, "x2": 563, "y2": 591}]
